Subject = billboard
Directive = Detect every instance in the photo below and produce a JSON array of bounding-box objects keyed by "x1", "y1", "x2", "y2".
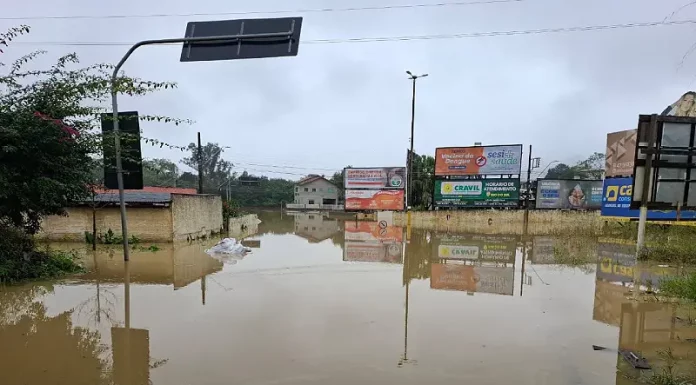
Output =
[
  {"x1": 430, "y1": 263, "x2": 514, "y2": 296},
  {"x1": 344, "y1": 221, "x2": 403, "y2": 243},
  {"x1": 343, "y1": 241, "x2": 402, "y2": 263},
  {"x1": 101, "y1": 111, "x2": 143, "y2": 190},
  {"x1": 434, "y1": 179, "x2": 519, "y2": 208},
  {"x1": 345, "y1": 190, "x2": 404, "y2": 211},
  {"x1": 434, "y1": 234, "x2": 517, "y2": 263},
  {"x1": 601, "y1": 177, "x2": 696, "y2": 220},
  {"x1": 435, "y1": 145, "x2": 523, "y2": 176},
  {"x1": 536, "y1": 179, "x2": 603, "y2": 210},
  {"x1": 344, "y1": 167, "x2": 406, "y2": 189},
  {"x1": 605, "y1": 129, "x2": 637, "y2": 178}
]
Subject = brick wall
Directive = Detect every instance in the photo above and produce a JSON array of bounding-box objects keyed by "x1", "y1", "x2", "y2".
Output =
[
  {"x1": 38, "y1": 206, "x2": 173, "y2": 242},
  {"x1": 171, "y1": 194, "x2": 223, "y2": 241}
]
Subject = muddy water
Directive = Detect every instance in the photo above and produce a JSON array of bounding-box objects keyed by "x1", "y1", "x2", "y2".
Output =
[{"x1": 2, "y1": 211, "x2": 695, "y2": 385}]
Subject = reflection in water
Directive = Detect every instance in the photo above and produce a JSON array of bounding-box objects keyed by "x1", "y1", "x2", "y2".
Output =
[{"x1": 4, "y1": 211, "x2": 696, "y2": 385}]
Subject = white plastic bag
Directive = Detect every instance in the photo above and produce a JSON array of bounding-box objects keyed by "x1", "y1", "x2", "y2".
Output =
[{"x1": 205, "y1": 238, "x2": 251, "y2": 255}]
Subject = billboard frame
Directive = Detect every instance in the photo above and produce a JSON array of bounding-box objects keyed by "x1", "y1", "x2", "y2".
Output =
[
  {"x1": 631, "y1": 114, "x2": 696, "y2": 210},
  {"x1": 535, "y1": 178, "x2": 604, "y2": 211},
  {"x1": 434, "y1": 144, "x2": 524, "y2": 177},
  {"x1": 343, "y1": 166, "x2": 407, "y2": 190}
]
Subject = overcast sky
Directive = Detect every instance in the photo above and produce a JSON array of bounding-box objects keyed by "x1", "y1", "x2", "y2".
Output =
[{"x1": 3, "y1": 0, "x2": 696, "y2": 180}]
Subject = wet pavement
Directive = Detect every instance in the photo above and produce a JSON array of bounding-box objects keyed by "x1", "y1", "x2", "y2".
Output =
[{"x1": 1, "y1": 211, "x2": 695, "y2": 385}]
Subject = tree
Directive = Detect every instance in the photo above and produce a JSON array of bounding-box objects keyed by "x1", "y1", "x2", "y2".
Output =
[
  {"x1": 543, "y1": 153, "x2": 605, "y2": 180},
  {"x1": 182, "y1": 142, "x2": 234, "y2": 193},
  {"x1": 143, "y1": 158, "x2": 178, "y2": 187},
  {"x1": 329, "y1": 166, "x2": 351, "y2": 200},
  {"x1": 410, "y1": 153, "x2": 435, "y2": 209},
  {"x1": 0, "y1": 25, "x2": 183, "y2": 235}
]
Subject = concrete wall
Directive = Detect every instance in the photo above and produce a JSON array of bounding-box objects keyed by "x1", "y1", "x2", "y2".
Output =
[
  {"x1": 393, "y1": 210, "x2": 604, "y2": 235},
  {"x1": 171, "y1": 194, "x2": 223, "y2": 241},
  {"x1": 228, "y1": 214, "x2": 261, "y2": 239},
  {"x1": 294, "y1": 179, "x2": 339, "y2": 205},
  {"x1": 38, "y1": 206, "x2": 173, "y2": 242}
]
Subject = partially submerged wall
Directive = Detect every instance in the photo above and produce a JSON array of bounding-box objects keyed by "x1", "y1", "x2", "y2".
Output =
[
  {"x1": 393, "y1": 210, "x2": 604, "y2": 235},
  {"x1": 228, "y1": 214, "x2": 261, "y2": 239},
  {"x1": 38, "y1": 206, "x2": 173, "y2": 242},
  {"x1": 171, "y1": 194, "x2": 223, "y2": 241}
]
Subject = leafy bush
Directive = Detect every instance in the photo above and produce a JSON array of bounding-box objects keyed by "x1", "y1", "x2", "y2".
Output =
[{"x1": 0, "y1": 225, "x2": 83, "y2": 283}]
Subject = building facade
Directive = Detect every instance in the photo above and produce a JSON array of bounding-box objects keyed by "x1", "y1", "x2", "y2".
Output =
[{"x1": 287, "y1": 175, "x2": 342, "y2": 210}]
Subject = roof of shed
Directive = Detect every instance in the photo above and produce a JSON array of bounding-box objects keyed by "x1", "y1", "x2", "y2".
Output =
[{"x1": 91, "y1": 191, "x2": 172, "y2": 204}]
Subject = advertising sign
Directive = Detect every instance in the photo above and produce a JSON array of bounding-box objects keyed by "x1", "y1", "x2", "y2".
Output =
[
  {"x1": 345, "y1": 190, "x2": 404, "y2": 211},
  {"x1": 343, "y1": 241, "x2": 402, "y2": 263},
  {"x1": 536, "y1": 179, "x2": 603, "y2": 210},
  {"x1": 435, "y1": 234, "x2": 517, "y2": 263},
  {"x1": 430, "y1": 263, "x2": 514, "y2": 296},
  {"x1": 344, "y1": 222, "x2": 403, "y2": 243},
  {"x1": 435, "y1": 145, "x2": 523, "y2": 176},
  {"x1": 605, "y1": 129, "x2": 637, "y2": 178},
  {"x1": 344, "y1": 167, "x2": 406, "y2": 189},
  {"x1": 531, "y1": 236, "x2": 556, "y2": 264},
  {"x1": 434, "y1": 179, "x2": 520, "y2": 208},
  {"x1": 601, "y1": 177, "x2": 696, "y2": 220}
]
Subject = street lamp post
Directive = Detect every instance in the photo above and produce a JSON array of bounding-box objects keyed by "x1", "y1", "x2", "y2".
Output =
[{"x1": 406, "y1": 71, "x2": 428, "y2": 209}]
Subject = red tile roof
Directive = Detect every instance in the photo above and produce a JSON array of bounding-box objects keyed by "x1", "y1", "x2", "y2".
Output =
[{"x1": 95, "y1": 186, "x2": 198, "y2": 195}]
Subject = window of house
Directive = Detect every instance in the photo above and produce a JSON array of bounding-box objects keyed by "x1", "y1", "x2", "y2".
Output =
[
  {"x1": 312, "y1": 227, "x2": 316, "y2": 231},
  {"x1": 304, "y1": 188, "x2": 308, "y2": 192},
  {"x1": 319, "y1": 188, "x2": 323, "y2": 192},
  {"x1": 308, "y1": 215, "x2": 315, "y2": 219},
  {"x1": 295, "y1": 187, "x2": 298, "y2": 192},
  {"x1": 312, "y1": 188, "x2": 317, "y2": 192},
  {"x1": 308, "y1": 199, "x2": 315, "y2": 204}
]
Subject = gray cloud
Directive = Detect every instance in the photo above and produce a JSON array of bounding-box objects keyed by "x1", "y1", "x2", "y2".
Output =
[{"x1": 3, "y1": 0, "x2": 696, "y2": 178}]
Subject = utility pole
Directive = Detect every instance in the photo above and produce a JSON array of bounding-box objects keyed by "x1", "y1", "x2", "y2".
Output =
[
  {"x1": 636, "y1": 114, "x2": 658, "y2": 251},
  {"x1": 523, "y1": 145, "x2": 540, "y2": 236},
  {"x1": 197, "y1": 132, "x2": 204, "y2": 194},
  {"x1": 406, "y1": 71, "x2": 428, "y2": 209}
]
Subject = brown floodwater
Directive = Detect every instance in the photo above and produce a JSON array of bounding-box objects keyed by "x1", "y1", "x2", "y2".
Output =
[{"x1": 2, "y1": 211, "x2": 696, "y2": 385}]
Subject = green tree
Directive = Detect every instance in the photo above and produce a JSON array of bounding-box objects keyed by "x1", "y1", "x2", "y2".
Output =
[
  {"x1": 0, "y1": 26, "x2": 181, "y2": 234},
  {"x1": 543, "y1": 152, "x2": 605, "y2": 180},
  {"x1": 143, "y1": 158, "x2": 178, "y2": 187},
  {"x1": 182, "y1": 142, "x2": 234, "y2": 193},
  {"x1": 410, "y1": 153, "x2": 435, "y2": 209}
]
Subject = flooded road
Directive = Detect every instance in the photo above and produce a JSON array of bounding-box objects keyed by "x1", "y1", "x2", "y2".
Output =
[{"x1": 2, "y1": 211, "x2": 695, "y2": 385}]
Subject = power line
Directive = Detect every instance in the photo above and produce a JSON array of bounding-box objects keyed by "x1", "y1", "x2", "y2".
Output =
[
  {"x1": 10, "y1": 19, "x2": 695, "y2": 48},
  {"x1": 0, "y1": 0, "x2": 522, "y2": 21},
  {"x1": 229, "y1": 160, "x2": 340, "y2": 172}
]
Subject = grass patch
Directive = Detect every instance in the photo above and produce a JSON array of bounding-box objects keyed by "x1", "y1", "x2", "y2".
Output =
[{"x1": 660, "y1": 274, "x2": 696, "y2": 301}]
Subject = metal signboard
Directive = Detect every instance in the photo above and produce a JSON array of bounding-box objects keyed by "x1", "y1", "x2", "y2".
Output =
[
  {"x1": 343, "y1": 241, "x2": 402, "y2": 263},
  {"x1": 434, "y1": 178, "x2": 520, "y2": 208},
  {"x1": 536, "y1": 179, "x2": 603, "y2": 210},
  {"x1": 430, "y1": 263, "x2": 514, "y2": 296},
  {"x1": 602, "y1": 177, "x2": 696, "y2": 220},
  {"x1": 434, "y1": 234, "x2": 517, "y2": 263},
  {"x1": 605, "y1": 129, "x2": 637, "y2": 178},
  {"x1": 345, "y1": 190, "x2": 405, "y2": 211},
  {"x1": 344, "y1": 167, "x2": 406, "y2": 189},
  {"x1": 180, "y1": 17, "x2": 302, "y2": 62},
  {"x1": 434, "y1": 145, "x2": 523, "y2": 176},
  {"x1": 101, "y1": 111, "x2": 143, "y2": 190},
  {"x1": 631, "y1": 114, "x2": 696, "y2": 210}
]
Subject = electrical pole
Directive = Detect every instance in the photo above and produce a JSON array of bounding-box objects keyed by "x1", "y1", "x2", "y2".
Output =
[
  {"x1": 197, "y1": 132, "x2": 204, "y2": 194},
  {"x1": 406, "y1": 71, "x2": 428, "y2": 209},
  {"x1": 523, "y1": 146, "x2": 541, "y2": 236}
]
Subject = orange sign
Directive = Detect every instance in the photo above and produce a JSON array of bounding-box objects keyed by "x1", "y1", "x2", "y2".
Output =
[
  {"x1": 430, "y1": 263, "x2": 477, "y2": 291},
  {"x1": 344, "y1": 221, "x2": 403, "y2": 242},
  {"x1": 345, "y1": 190, "x2": 404, "y2": 211},
  {"x1": 435, "y1": 145, "x2": 522, "y2": 176}
]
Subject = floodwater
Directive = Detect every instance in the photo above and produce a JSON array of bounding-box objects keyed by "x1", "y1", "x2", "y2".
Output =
[{"x1": 2, "y1": 211, "x2": 696, "y2": 385}]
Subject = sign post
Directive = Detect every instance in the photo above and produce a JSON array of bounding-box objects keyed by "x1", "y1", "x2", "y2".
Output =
[{"x1": 108, "y1": 17, "x2": 303, "y2": 261}]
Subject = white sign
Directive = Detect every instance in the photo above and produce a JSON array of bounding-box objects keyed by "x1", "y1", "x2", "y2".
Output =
[{"x1": 438, "y1": 245, "x2": 479, "y2": 260}]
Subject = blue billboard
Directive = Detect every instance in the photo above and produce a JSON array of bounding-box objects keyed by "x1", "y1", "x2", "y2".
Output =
[{"x1": 601, "y1": 177, "x2": 696, "y2": 220}]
